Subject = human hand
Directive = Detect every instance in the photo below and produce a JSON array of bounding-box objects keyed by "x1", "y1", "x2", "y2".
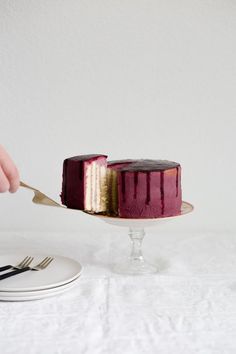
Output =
[{"x1": 0, "y1": 145, "x2": 20, "y2": 193}]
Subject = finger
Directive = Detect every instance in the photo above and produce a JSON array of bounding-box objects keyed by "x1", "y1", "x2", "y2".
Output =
[
  {"x1": 8, "y1": 166, "x2": 20, "y2": 193},
  {"x1": 0, "y1": 165, "x2": 10, "y2": 193},
  {"x1": 2, "y1": 163, "x2": 19, "y2": 193},
  {"x1": 0, "y1": 146, "x2": 20, "y2": 193}
]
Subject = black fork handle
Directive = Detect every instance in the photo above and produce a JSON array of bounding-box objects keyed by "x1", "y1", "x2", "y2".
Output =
[
  {"x1": 0, "y1": 265, "x2": 12, "y2": 272},
  {"x1": 0, "y1": 267, "x2": 30, "y2": 281}
]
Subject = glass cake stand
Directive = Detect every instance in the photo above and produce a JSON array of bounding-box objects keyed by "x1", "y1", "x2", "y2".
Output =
[
  {"x1": 20, "y1": 182, "x2": 193, "y2": 276},
  {"x1": 85, "y1": 201, "x2": 193, "y2": 275}
]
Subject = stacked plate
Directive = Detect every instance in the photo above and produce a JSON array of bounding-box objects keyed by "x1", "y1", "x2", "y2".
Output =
[{"x1": 0, "y1": 254, "x2": 82, "y2": 301}]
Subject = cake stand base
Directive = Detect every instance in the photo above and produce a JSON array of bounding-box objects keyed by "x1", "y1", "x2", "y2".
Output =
[{"x1": 113, "y1": 227, "x2": 158, "y2": 275}]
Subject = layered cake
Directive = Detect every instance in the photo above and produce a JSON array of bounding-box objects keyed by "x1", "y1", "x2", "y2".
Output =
[{"x1": 61, "y1": 155, "x2": 182, "y2": 218}]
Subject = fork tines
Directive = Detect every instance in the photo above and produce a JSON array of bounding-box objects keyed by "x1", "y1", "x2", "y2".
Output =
[
  {"x1": 18, "y1": 256, "x2": 34, "y2": 268},
  {"x1": 36, "y1": 257, "x2": 54, "y2": 269}
]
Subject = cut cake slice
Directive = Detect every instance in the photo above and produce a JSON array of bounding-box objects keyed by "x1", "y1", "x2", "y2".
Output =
[{"x1": 61, "y1": 154, "x2": 107, "y2": 213}]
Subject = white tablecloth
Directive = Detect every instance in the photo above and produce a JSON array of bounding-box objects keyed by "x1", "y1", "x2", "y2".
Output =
[{"x1": 0, "y1": 229, "x2": 236, "y2": 354}]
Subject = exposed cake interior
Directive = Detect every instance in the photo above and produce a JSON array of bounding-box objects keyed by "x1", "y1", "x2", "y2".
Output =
[
  {"x1": 84, "y1": 158, "x2": 107, "y2": 213},
  {"x1": 106, "y1": 167, "x2": 118, "y2": 215},
  {"x1": 106, "y1": 161, "x2": 133, "y2": 215}
]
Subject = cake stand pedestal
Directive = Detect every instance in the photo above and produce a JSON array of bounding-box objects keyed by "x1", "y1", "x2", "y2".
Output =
[
  {"x1": 114, "y1": 227, "x2": 157, "y2": 275},
  {"x1": 86, "y1": 201, "x2": 193, "y2": 275}
]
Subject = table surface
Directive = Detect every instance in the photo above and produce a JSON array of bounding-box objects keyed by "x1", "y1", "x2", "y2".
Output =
[{"x1": 0, "y1": 229, "x2": 236, "y2": 354}]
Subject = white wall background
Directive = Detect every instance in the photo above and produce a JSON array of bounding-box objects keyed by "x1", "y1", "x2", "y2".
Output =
[{"x1": 0, "y1": 0, "x2": 235, "y2": 232}]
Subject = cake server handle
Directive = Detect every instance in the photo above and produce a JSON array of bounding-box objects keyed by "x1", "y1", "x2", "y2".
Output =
[{"x1": 20, "y1": 181, "x2": 64, "y2": 207}]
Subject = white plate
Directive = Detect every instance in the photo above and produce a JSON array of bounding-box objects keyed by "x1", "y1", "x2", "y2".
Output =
[
  {"x1": 0, "y1": 275, "x2": 81, "y2": 297},
  {"x1": 0, "y1": 254, "x2": 82, "y2": 292},
  {"x1": 0, "y1": 276, "x2": 80, "y2": 301},
  {"x1": 0, "y1": 280, "x2": 79, "y2": 301}
]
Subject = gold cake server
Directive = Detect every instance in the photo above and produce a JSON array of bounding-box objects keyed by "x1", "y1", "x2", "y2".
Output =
[{"x1": 20, "y1": 181, "x2": 64, "y2": 207}]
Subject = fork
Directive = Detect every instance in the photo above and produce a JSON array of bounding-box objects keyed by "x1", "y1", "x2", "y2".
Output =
[
  {"x1": 0, "y1": 256, "x2": 34, "y2": 273},
  {"x1": 0, "y1": 257, "x2": 54, "y2": 281}
]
